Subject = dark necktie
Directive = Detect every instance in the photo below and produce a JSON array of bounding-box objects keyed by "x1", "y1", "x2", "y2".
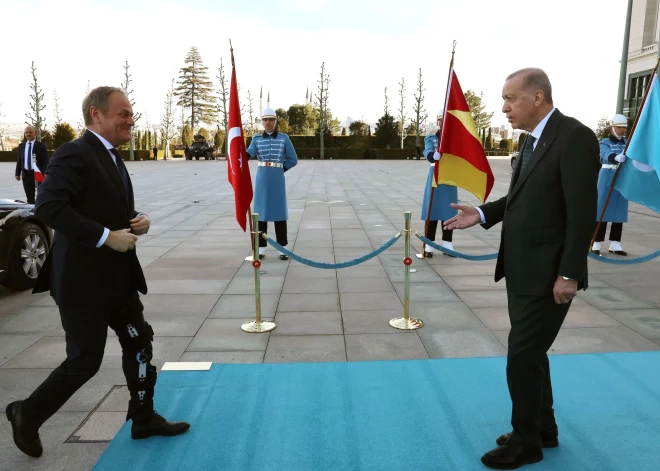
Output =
[
  {"x1": 520, "y1": 135, "x2": 537, "y2": 172},
  {"x1": 110, "y1": 148, "x2": 130, "y2": 196},
  {"x1": 27, "y1": 142, "x2": 32, "y2": 170}
]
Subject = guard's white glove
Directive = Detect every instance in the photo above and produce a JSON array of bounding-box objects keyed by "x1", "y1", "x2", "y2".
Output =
[
  {"x1": 433, "y1": 152, "x2": 441, "y2": 161},
  {"x1": 614, "y1": 153, "x2": 626, "y2": 163}
]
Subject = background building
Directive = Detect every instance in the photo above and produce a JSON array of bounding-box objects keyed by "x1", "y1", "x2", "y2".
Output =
[{"x1": 625, "y1": 0, "x2": 660, "y2": 119}]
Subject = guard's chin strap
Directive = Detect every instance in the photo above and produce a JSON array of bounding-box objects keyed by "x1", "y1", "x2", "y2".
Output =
[{"x1": 612, "y1": 129, "x2": 623, "y2": 140}]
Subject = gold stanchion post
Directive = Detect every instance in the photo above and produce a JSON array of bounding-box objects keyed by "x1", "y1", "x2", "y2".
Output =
[
  {"x1": 390, "y1": 211, "x2": 424, "y2": 330},
  {"x1": 241, "y1": 213, "x2": 276, "y2": 333}
]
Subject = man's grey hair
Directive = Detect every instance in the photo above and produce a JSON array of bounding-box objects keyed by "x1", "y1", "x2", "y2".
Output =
[
  {"x1": 24, "y1": 126, "x2": 35, "y2": 132},
  {"x1": 82, "y1": 86, "x2": 126, "y2": 125},
  {"x1": 506, "y1": 68, "x2": 553, "y2": 105}
]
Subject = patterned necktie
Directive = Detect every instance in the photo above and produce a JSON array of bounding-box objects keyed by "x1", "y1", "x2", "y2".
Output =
[
  {"x1": 27, "y1": 142, "x2": 32, "y2": 170},
  {"x1": 110, "y1": 148, "x2": 130, "y2": 196},
  {"x1": 520, "y1": 135, "x2": 536, "y2": 172}
]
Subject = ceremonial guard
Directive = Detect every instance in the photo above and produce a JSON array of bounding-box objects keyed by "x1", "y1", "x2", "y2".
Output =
[
  {"x1": 246, "y1": 108, "x2": 298, "y2": 260},
  {"x1": 593, "y1": 114, "x2": 628, "y2": 256},
  {"x1": 421, "y1": 111, "x2": 458, "y2": 257}
]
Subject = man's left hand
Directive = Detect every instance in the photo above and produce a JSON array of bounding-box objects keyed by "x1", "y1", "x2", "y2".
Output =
[
  {"x1": 553, "y1": 276, "x2": 577, "y2": 304},
  {"x1": 130, "y1": 214, "x2": 151, "y2": 236}
]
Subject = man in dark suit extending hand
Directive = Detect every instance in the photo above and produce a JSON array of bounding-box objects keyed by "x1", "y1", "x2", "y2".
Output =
[
  {"x1": 444, "y1": 68, "x2": 600, "y2": 469},
  {"x1": 15, "y1": 126, "x2": 48, "y2": 204},
  {"x1": 5, "y1": 87, "x2": 190, "y2": 459}
]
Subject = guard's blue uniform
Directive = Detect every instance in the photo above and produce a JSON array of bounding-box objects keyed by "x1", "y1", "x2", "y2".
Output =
[
  {"x1": 597, "y1": 135, "x2": 628, "y2": 223},
  {"x1": 421, "y1": 132, "x2": 458, "y2": 222},
  {"x1": 247, "y1": 131, "x2": 298, "y2": 222}
]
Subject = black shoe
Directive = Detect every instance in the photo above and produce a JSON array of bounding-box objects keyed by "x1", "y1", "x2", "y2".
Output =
[
  {"x1": 481, "y1": 442, "x2": 543, "y2": 469},
  {"x1": 131, "y1": 412, "x2": 190, "y2": 440},
  {"x1": 279, "y1": 254, "x2": 289, "y2": 260},
  {"x1": 592, "y1": 250, "x2": 601, "y2": 256},
  {"x1": 259, "y1": 254, "x2": 265, "y2": 260},
  {"x1": 424, "y1": 252, "x2": 433, "y2": 258},
  {"x1": 609, "y1": 250, "x2": 628, "y2": 256},
  {"x1": 6, "y1": 401, "x2": 43, "y2": 458},
  {"x1": 443, "y1": 252, "x2": 456, "y2": 258},
  {"x1": 496, "y1": 430, "x2": 558, "y2": 448}
]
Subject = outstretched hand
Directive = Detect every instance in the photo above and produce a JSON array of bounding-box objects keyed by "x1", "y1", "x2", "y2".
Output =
[{"x1": 443, "y1": 203, "x2": 482, "y2": 230}]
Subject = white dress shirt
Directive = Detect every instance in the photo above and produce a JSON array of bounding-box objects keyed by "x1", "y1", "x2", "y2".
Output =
[
  {"x1": 476, "y1": 108, "x2": 556, "y2": 223},
  {"x1": 24, "y1": 140, "x2": 36, "y2": 170},
  {"x1": 474, "y1": 108, "x2": 571, "y2": 280},
  {"x1": 88, "y1": 130, "x2": 145, "y2": 247}
]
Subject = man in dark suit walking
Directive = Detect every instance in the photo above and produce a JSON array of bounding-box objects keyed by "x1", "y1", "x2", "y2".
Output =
[
  {"x1": 444, "y1": 68, "x2": 600, "y2": 469},
  {"x1": 5, "y1": 87, "x2": 190, "y2": 459},
  {"x1": 14, "y1": 126, "x2": 48, "y2": 204}
]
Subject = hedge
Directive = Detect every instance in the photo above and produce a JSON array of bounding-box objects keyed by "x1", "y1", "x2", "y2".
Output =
[
  {"x1": 245, "y1": 134, "x2": 427, "y2": 151},
  {"x1": 0, "y1": 150, "x2": 156, "y2": 162}
]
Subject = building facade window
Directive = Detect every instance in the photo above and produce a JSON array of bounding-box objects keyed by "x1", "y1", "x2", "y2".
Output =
[
  {"x1": 644, "y1": 0, "x2": 660, "y2": 47},
  {"x1": 626, "y1": 70, "x2": 654, "y2": 119}
]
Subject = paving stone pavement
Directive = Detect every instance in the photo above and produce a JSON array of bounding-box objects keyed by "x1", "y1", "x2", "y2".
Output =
[{"x1": 1, "y1": 158, "x2": 660, "y2": 470}]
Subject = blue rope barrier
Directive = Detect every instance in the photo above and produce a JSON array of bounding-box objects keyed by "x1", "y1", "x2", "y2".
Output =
[
  {"x1": 587, "y1": 250, "x2": 660, "y2": 264},
  {"x1": 415, "y1": 232, "x2": 499, "y2": 261},
  {"x1": 416, "y1": 231, "x2": 660, "y2": 265},
  {"x1": 262, "y1": 233, "x2": 402, "y2": 269}
]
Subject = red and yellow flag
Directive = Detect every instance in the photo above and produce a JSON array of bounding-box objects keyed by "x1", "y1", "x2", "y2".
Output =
[{"x1": 434, "y1": 68, "x2": 494, "y2": 203}]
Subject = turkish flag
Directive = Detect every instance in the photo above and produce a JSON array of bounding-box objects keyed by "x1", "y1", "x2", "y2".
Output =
[{"x1": 227, "y1": 59, "x2": 253, "y2": 231}]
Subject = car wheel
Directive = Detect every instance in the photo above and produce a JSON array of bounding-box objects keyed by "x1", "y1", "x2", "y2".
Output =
[{"x1": 3, "y1": 222, "x2": 48, "y2": 290}]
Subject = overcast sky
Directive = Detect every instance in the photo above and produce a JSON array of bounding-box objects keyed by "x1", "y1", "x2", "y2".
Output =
[{"x1": 1, "y1": 0, "x2": 627, "y2": 134}]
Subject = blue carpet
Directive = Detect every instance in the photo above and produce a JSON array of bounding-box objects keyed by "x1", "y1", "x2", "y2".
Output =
[{"x1": 93, "y1": 352, "x2": 660, "y2": 471}]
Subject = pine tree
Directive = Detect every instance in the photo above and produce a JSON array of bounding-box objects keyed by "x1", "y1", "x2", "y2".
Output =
[{"x1": 175, "y1": 46, "x2": 217, "y2": 130}]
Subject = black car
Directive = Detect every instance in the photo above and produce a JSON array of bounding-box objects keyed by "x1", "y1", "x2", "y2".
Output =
[{"x1": 0, "y1": 199, "x2": 52, "y2": 290}]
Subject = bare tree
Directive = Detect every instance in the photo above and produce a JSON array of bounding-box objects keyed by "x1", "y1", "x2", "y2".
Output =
[
  {"x1": 53, "y1": 89, "x2": 63, "y2": 126},
  {"x1": 398, "y1": 78, "x2": 406, "y2": 149},
  {"x1": 160, "y1": 79, "x2": 176, "y2": 160},
  {"x1": 0, "y1": 103, "x2": 6, "y2": 151},
  {"x1": 238, "y1": 82, "x2": 247, "y2": 126},
  {"x1": 25, "y1": 61, "x2": 46, "y2": 140},
  {"x1": 77, "y1": 80, "x2": 91, "y2": 136},
  {"x1": 216, "y1": 58, "x2": 229, "y2": 153},
  {"x1": 314, "y1": 62, "x2": 330, "y2": 159},
  {"x1": 247, "y1": 90, "x2": 255, "y2": 136},
  {"x1": 384, "y1": 87, "x2": 390, "y2": 116},
  {"x1": 412, "y1": 68, "x2": 427, "y2": 147},
  {"x1": 121, "y1": 61, "x2": 141, "y2": 160}
]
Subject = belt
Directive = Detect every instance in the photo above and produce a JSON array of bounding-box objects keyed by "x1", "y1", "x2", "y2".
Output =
[
  {"x1": 258, "y1": 162, "x2": 283, "y2": 168},
  {"x1": 602, "y1": 164, "x2": 619, "y2": 170}
]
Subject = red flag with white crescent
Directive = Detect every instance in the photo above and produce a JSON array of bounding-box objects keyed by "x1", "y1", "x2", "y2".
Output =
[
  {"x1": 33, "y1": 157, "x2": 44, "y2": 183},
  {"x1": 227, "y1": 53, "x2": 253, "y2": 231}
]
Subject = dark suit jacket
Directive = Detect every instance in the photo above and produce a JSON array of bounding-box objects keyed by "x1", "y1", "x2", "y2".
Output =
[
  {"x1": 33, "y1": 131, "x2": 147, "y2": 307},
  {"x1": 15, "y1": 140, "x2": 49, "y2": 177},
  {"x1": 479, "y1": 109, "x2": 600, "y2": 296}
]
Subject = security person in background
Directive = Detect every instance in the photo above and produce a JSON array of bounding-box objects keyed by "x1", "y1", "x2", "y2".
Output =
[
  {"x1": 421, "y1": 111, "x2": 458, "y2": 257},
  {"x1": 246, "y1": 108, "x2": 298, "y2": 260},
  {"x1": 593, "y1": 114, "x2": 628, "y2": 256}
]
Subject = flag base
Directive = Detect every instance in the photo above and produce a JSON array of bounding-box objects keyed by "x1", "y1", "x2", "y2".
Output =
[
  {"x1": 389, "y1": 317, "x2": 424, "y2": 330},
  {"x1": 241, "y1": 320, "x2": 276, "y2": 333}
]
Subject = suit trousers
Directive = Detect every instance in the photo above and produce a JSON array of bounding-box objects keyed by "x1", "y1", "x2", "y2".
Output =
[
  {"x1": 21, "y1": 293, "x2": 157, "y2": 428},
  {"x1": 22, "y1": 170, "x2": 36, "y2": 204},
  {"x1": 258, "y1": 220, "x2": 288, "y2": 248},
  {"x1": 506, "y1": 289, "x2": 570, "y2": 447},
  {"x1": 425, "y1": 220, "x2": 453, "y2": 242}
]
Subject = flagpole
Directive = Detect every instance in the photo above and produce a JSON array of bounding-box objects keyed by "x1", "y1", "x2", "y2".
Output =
[
  {"x1": 419, "y1": 40, "x2": 456, "y2": 259},
  {"x1": 230, "y1": 38, "x2": 256, "y2": 257},
  {"x1": 591, "y1": 57, "x2": 660, "y2": 250}
]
